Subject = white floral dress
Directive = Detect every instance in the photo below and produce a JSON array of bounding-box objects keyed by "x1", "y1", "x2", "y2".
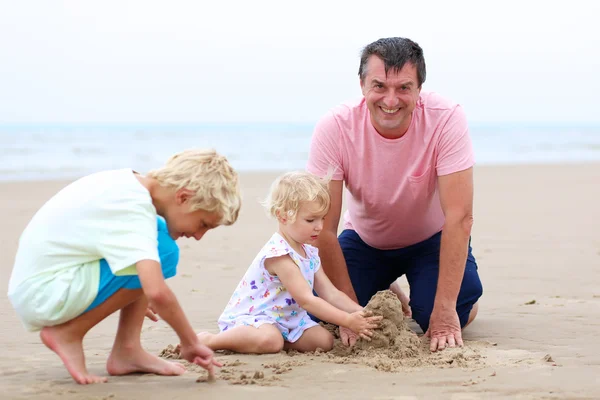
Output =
[{"x1": 217, "y1": 232, "x2": 320, "y2": 342}]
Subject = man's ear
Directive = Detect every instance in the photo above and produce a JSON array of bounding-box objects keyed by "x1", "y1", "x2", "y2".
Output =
[{"x1": 175, "y1": 188, "x2": 193, "y2": 205}]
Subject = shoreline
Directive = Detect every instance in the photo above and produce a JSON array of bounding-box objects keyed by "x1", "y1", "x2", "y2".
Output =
[{"x1": 1, "y1": 160, "x2": 600, "y2": 184}]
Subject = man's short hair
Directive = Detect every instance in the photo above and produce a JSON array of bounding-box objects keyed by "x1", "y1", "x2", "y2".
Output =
[{"x1": 359, "y1": 37, "x2": 427, "y2": 87}]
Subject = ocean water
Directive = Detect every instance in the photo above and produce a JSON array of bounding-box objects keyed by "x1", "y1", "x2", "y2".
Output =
[{"x1": 0, "y1": 123, "x2": 599, "y2": 182}]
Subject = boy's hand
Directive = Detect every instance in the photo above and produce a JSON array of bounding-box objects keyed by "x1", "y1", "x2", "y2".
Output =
[
  {"x1": 346, "y1": 311, "x2": 382, "y2": 340},
  {"x1": 144, "y1": 306, "x2": 159, "y2": 322},
  {"x1": 180, "y1": 342, "x2": 222, "y2": 379}
]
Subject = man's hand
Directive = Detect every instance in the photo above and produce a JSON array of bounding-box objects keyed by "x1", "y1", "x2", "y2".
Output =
[
  {"x1": 340, "y1": 326, "x2": 359, "y2": 347},
  {"x1": 425, "y1": 306, "x2": 463, "y2": 352}
]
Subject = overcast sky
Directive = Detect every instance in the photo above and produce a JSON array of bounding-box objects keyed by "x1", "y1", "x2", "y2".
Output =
[{"x1": 0, "y1": 0, "x2": 598, "y2": 124}]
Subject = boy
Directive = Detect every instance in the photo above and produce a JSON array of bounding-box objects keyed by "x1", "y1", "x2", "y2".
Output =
[{"x1": 7, "y1": 149, "x2": 241, "y2": 384}]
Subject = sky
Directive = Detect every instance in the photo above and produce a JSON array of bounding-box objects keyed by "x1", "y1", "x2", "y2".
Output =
[{"x1": 0, "y1": 0, "x2": 598, "y2": 125}]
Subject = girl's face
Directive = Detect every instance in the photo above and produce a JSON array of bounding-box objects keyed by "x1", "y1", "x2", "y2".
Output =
[{"x1": 280, "y1": 201, "x2": 326, "y2": 246}]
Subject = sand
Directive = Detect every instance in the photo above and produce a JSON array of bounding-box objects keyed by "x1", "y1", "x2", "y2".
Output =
[
  {"x1": 1, "y1": 163, "x2": 600, "y2": 399},
  {"x1": 159, "y1": 290, "x2": 484, "y2": 375},
  {"x1": 320, "y1": 290, "x2": 485, "y2": 372}
]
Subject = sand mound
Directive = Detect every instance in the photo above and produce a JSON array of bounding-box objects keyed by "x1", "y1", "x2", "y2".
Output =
[
  {"x1": 353, "y1": 289, "x2": 421, "y2": 356},
  {"x1": 326, "y1": 290, "x2": 420, "y2": 358},
  {"x1": 322, "y1": 290, "x2": 484, "y2": 371}
]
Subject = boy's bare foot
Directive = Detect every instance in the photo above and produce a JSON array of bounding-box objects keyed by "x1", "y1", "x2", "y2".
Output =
[
  {"x1": 106, "y1": 347, "x2": 186, "y2": 376},
  {"x1": 40, "y1": 326, "x2": 107, "y2": 384}
]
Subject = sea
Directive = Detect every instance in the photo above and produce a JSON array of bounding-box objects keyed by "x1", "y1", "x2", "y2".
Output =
[{"x1": 0, "y1": 123, "x2": 599, "y2": 182}]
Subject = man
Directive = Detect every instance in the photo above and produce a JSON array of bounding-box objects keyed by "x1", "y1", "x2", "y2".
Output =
[{"x1": 307, "y1": 37, "x2": 483, "y2": 352}]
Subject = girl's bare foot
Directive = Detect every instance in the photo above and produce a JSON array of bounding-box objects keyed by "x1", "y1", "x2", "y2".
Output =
[
  {"x1": 196, "y1": 332, "x2": 215, "y2": 348},
  {"x1": 172, "y1": 332, "x2": 215, "y2": 357},
  {"x1": 40, "y1": 327, "x2": 107, "y2": 384},
  {"x1": 106, "y1": 346, "x2": 186, "y2": 376}
]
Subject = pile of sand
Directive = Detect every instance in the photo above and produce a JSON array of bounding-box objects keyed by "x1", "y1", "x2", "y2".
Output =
[
  {"x1": 319, "y1": 290, "x2": 484, "y2": 371},
  {"x1": 327, "y1": 290, "x2": 422, "y2": 357}
]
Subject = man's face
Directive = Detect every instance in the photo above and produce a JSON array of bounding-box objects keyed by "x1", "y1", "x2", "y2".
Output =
[{"x1": 360, "y1": 55, "x2": 421, "y2": 138}]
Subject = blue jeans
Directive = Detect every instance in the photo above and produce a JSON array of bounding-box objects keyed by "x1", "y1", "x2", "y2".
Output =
[
  {"x1": 83, "y1": 217, "x2": 179, "y2": 313},
  {"x1": 339, "y1": 229, "x2": 482, "y2": 333}
]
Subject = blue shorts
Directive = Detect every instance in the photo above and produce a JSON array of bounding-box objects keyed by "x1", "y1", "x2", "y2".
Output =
[
  {"x1": 83, "y1": 217, "x2": 179, "y2": 313},
  {"x1": 339, "y1": 229, "x2": 482, "y2": 333}
]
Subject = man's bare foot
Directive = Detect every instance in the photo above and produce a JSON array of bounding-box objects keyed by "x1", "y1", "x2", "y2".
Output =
[
  {"x1": 106, "y1": 346, "x2": 186, "y2": 376},
  {"x1": 40, "y1": 326, "x2": 107, "y2": 384},
  {"x1": 389, "y1": 281, "x2": 412, "y2": 318}
]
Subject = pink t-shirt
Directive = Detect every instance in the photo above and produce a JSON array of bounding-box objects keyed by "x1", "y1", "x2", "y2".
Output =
[{"x1": 306, "y1": 92, "x2": 474, "y2": 250}]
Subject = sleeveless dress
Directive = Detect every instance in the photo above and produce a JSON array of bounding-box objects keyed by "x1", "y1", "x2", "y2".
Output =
[{"x1": 217, "y1": 232, "x2": 320, "y2": 342}]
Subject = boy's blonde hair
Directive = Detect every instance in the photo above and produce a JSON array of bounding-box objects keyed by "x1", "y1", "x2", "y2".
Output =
[
  {"x1": 264, "y1": 171, "x2": 331, "y2": 223},
  {"x1": 148, "y1": 149, "x2": 241, "y2": 225}
]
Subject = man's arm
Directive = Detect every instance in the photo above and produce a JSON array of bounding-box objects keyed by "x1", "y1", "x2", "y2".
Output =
[
  {"x1": 316, "y1": 179, "x2": 358, "y2": 303},
  {"x1": 313, "y1": 267, "x2": 363, "y2": 313},
  {"x1": 428, "y1": 167, "x2": 474, "y2": 351}
]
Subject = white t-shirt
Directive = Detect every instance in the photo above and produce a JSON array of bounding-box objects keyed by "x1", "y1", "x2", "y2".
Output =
[{"x1": 8, "y1": 169, "x2": 160, "y2": 331}]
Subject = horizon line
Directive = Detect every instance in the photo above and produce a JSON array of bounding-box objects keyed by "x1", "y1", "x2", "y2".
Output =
[{"x1": 1, "y1": 121, "x2": 600, "y2": 128}]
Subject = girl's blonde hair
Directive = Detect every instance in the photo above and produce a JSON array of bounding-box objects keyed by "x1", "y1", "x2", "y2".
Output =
[
  {"x1": 264, "y1": 171, "x2": 331, "y2": 223},
  {"x1": 148, "y1": 149, "x2": 241, "y2": 225}
]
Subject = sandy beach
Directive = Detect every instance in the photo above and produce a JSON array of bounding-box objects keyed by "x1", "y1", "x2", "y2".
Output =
[{"x1": 1, "y1": 163, "x2": 599, "y2": 400}]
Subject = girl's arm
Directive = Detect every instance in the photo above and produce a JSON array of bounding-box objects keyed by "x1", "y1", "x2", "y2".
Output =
[
  {"x1": 268, "y1": 255, "x2": 381, "y2": 337},
  {"x1": 313, "y1": 268, "x2": 363, "y2": 313},
  {"x1": 266, "y1": 255, "x2": 353, "y2": 328}
]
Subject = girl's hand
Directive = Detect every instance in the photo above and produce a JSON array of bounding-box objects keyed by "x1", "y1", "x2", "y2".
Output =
[{"x1": 346, "y1": 311, "x2": 382, "y2": 340}]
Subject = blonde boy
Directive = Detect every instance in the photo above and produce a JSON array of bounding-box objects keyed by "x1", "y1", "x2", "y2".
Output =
[{"x1": 7, "y1": 149, "x2": 241, "y2": 384}]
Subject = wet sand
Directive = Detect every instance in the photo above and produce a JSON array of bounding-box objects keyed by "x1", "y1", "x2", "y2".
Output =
[{"x1": 1, "y1": 164, "x2": 599, "y2": 399}]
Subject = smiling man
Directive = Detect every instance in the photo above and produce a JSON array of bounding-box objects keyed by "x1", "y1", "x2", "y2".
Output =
[{"x1": 307, "y1": 37, "x2": 483, "y2": 352}]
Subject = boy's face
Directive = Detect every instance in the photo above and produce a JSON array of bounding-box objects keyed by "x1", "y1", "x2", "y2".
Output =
[{"x1": 164, "y1": 189, "x2": 221, "y2": 240}]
